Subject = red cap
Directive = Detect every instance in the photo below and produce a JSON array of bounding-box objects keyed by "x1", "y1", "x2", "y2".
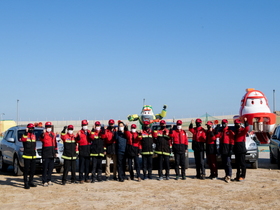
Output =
[
  {"x1": 234, "y1": 119, "x2": 242, "y2": 124},
  {"x1": 45, "y1": 121, "x2": 52, "y2": 127},
  {"x1": 131, "y1": 124, "x2": 137, "y2": 129},
  {"x1": 68, "y1": 125, "x2": 74, "y2": 130},
  {"x1": 27, "y1": 123, "x2": 34, "y2": 128},
  {"x1": 81, "y1": 120, "x2": 88, "y2": 125},
  {"x1": 143, "y1": 121, "x2": 150, "y2": 125},
  {"x1": 160, "y1": 120, "x2": 166, "y2": 125},
  {"x1": 38, "y1": 122, "x2": 43, "y2": 127},
  {"x1": 196, "y1": 118, "x2": 202, "y2": 123},
  {"x1": 176, "y1": 120, "x2": 182, "y2": 125},
  {"x1": 222, "y1": 119, "x2": 228, "y2": 123},
  {"x1": 108, "y1": 119, "x2": 115, "y2": 125},
  {"x1": 95, "y1": 121, "x2": 101, "y2": 126},
  {"x1": 206, "y1": 121, "x2": 213, "y2": 126}
]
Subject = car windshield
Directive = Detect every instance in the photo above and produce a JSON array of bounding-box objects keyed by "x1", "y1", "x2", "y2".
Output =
[
  {"x1": 152, "y1": 124, "x2": 174, "y2": 131},
  {"x1": 18, "y1": 129, "x2": 43, "y2": 141}
]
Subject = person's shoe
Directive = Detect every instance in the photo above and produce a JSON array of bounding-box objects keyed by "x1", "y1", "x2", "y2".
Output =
[
  {"x1": 225, "y1": 176, "x2": 231, "y2": 183},
  {"x1": 138, "y1": 177, "x2": 141, "y2": 182},
  {"x1": 148, "y1": 176, "x2": 153, "y2": 180},
  {"x1": 61, "y1": 181, "x2": 66, "y2": 185},
  {"x1": 201, "y1": 175, "x2": 206, "y2": 180},
  {"x1": 79, "y1": 180, "x2": 84, "y2": 184},
  {"x1": 29, "y1": 182, "x2": 37, "y2": 187},
  {"x1": 166, "y1": 176, "x2": 170, "y2": 180},
  {"x1": 182, "y1": 176, "x2": 186, "y2": 180},
  {"x1": 211, "y1": 177, "x2": 217, "y2": 180},
  {"x1": 48, "y1": 181, "x2": 53, "y2": 186},
  {"x1": 234, "y1": 177, "x2": 240, "y2": 181},
  {"x1": 105, "y1": 177, "x2": 110, "y2": 181},
  {"x1": 131, "y1": 176, "x2": 134, "y2": 180},
  {"x1": 158, "y1": 176, "x2": 163, "y2": 181},
  {"x1": 97, "y1": 179, "x2": 103, "y2": 182},
  {"x1": 43, "y1": 183, "x2": 48, "y2": 187},
  {"x1": 85, "y1": 180, "x2": 91, "y2": 183},
  {"x1": 71, "y1": 180, "x2": 78, "y2": 184},
  {"x1": 91, "y1": 179, "x2": 95, "y2": 183},
  {"x1": 119, "y1": 179, "x2": 124, "y2": 182},
  {"x1": 239, "y1": 177, "x2": 245, "y2": 182},
  {"x1": 175, "y1": 176, "x2": 179, "y2": 180},
  {"x1": 113, "y1": 176, "x2": 118, "y2": 181},
  {"x1": 143, "y1": 176, "x2": 147, "y2": 180},
  {"x1": 24, "y1": 183, "x2": 30, "y2": 189}
]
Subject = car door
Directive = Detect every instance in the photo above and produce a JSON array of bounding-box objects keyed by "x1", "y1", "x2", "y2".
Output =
[
  {"x1": 2, "y1": 129, "x2": 15, "y2": 164},
  {"x1": 270, "y1": 127, "x2": 280, "y2": 159}
]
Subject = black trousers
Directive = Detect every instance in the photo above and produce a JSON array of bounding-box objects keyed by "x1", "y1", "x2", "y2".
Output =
[
  {"x1": 235, "y1": 153, "x2": 246, "y2": 178},
  {"x1": 62, "y1": 159, "x2": 76, "y2": 182},
  {"x1": 117, "y1": 154, "x2": 126, "y2": 180},
  {"x1": 158, "y1": 154, "x2": 170, "y2": 177},
  {"x1": 174, "y1": 153, "x2": 186, "y2": 177},
  {"x1": 194, "y1": 151, "x2": 205, "y2": 177},
  {"x1": 24, "y1": 159, "x2": 36, "y2": 183},
  {"x1": 79, "y1": 156, "x2": 90, "y2": 181},
  {"x1": 127, "y1": 155, "x2": 140, "y2": 179},
  {"x1": 42, "y1": 158, "x2": 55, "y2": 183},
  {"x1": 142, "y1": 154, "x2": 153, "y2": 178},
  {"x1": 92, "y1": 156, "x2": 103, "y2": 181},
  {"x1": 221, "y1": 154, "x2": 232, "y2": 177}
]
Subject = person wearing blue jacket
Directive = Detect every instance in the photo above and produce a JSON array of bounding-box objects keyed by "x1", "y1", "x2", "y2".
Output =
[{"x1": 115, "y1": 121, "x2": 127, "y2": 182}]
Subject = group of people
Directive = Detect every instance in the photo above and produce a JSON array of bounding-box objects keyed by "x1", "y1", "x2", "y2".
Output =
[{"x1": 21, "y1": 117, "x2": 249, "y2": 189}]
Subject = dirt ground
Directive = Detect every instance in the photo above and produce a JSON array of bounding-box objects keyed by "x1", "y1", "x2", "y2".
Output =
[{"x1": 1, "y1": 152, "x2": 280, "y2": 210}]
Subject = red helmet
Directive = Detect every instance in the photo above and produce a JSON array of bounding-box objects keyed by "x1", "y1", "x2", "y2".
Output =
[
  {"x1": 131, "y1": 124, "x2": 137, "y2": 129},
  {"x1": 234, "y1": 119, "x2": 242, "y2": 124},
  {"x1": 108, "y1": 119, "x2": 115, "y2": 125},
  {"x1": 27, "y1": 123, "x2": 34, "y2": 128},
  {"x1": 196, "y1": 118, "x2": 202, "y2": 123},
  {"x1": 222, "y1": 119, "x2": 228, "y2": 123},
  {"x1": 45, "y1": 121, "x2": 52, "y2": 127},
  {"x1": 176, "y1": 120, "x2": 182, "y2": 125},
  {"x1": 206, "y1": 121, "x2": 213, "y2": 126},
  {"x1": 68, "y1": 125, "x2": 74, "y2": 130},
  {"x1": 95, "y1": 121, "x2": 101, "y2": 126},
  {"x1": 143, "y1": 121, "x2": 150, "y2": 125},
  {"x1": 160, "y1": 120, "x2": 166, "y2": 125},
  {"x1": 81, "y1": 120, "x2": 88, "y2": 125}
]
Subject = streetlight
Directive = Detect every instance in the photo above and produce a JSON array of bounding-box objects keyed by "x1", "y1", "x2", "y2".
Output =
[{"x1": 17, "y1": 99, "x2": 19, "y2": 126}]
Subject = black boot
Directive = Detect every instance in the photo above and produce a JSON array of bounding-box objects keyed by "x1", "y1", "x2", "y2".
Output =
[
  {"x1": 24, "y1": 182, "x2": 30, "y2": 189},
  {"x1": 29, "y1": 182, "x2": 37, "y2": 187}
]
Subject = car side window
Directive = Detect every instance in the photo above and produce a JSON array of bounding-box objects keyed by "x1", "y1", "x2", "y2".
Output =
[
  {"x1": 5, "y1": 130, "x2": 14, "y2": 140},
  {"x1": 18, "y1": 130, "x2": 25, "y2": 142}
]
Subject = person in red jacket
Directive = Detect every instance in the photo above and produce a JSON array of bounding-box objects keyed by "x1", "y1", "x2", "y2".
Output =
[
  {"x1": 189, "y1": 118, "x2": 207, "y2": 179},
  {"x1": 21, "y1": 123, "x2": 37, "y2": 189},
  {"x1": 153, "y1": 120, "x2": 172, "y2": 181},
  {"x1": 40, "y1": 121, "x2": 57, "y2": 187},
  {"x1": 75, "y1": 120, "x2": 91, "y2": 183},
  {"x1": 169, "y1": 120, "x2": 188, "y2": 180},
  {"x1": 125, "y1": 124, "x2": 142, "y2": 182},
  {"x1": 215, "y1": 119, "x2": 234, "y2": 183},
  {"x1": 61, "y1": 125, "x2": 77, "y2": 185},
  {"x1": 103, "y1": 119, "x2": 117, "y2": 181},
  {"x1": 205, "y1": 121, "x2": 218, "y2": 180},
  {"x1": 89, "y1": 121, "x2": 106, "y2": 183},
  {"x1": 233, "y1": 118, "x2": 249, "y2": 181}
]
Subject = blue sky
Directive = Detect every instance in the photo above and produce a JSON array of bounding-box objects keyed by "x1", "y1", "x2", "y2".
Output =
[{"x1": 0, "y1": 1, "x2": 279, "y2": 122}]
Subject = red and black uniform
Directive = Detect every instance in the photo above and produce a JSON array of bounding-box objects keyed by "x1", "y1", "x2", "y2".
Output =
[
  {"x1": 125, "y1": 130, "x2": 141, "y2": 179},
  {"x1": 75, "y1": 129, "x2": 91, "y2": 182},
  {"x1": 21, "y1": 132, "x2": 37, "y2": 186},
  {"x1": 61, "y1": 132, "x2": 77, "y2": 183},
  {"x1": 189, "y1": 124, "x2": 206, "y2": 178},
  {"x1": 233, "y1": 122, "x2": 250, "y2": 179},
  {"x1": 40, "y1": 131, "x2": 57, "y2": 184},
  {"x1": 104, "y1": 129, "x2": 116, "y2": 155},
  {"x1": 89, "y1": 130, "x2": 105, "y2": 182},
  {"x1": 153, "y1": 129, "x2": 172, "y2": 178},
  {"x1": 139, "y1": 129, "x2": 154, "y2": 179},
  {"x1": 206, "y1": 129, "x2": 218, "y2": 178},
  {"x1": 216, "y1": 126, "x2": 234, "y2": 177},
  {"x1": 169, "y1": 129, "x2": 188, "y2": 178}
]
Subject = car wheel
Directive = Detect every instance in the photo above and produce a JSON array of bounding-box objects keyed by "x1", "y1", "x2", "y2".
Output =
[
  {"x1": 0, "y1": 154, "x2": 8, "y2": 171},
  {"x1": 13, "y1": 157, "x2": 23, "y2": 176},
  {"x1": 270, "y1": 148, "x2": 276, "y2": 164},
  {"x1": 252, "y1": 160, "x2": 258, "y2": 169}
]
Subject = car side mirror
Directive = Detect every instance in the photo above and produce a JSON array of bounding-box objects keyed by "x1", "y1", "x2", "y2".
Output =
[
  {"x1": 7, "y1": 138, "x2": 15, "y2": 143},
  {"x1": 271, "y1": 135, "x2": 278, "y2": 139}
]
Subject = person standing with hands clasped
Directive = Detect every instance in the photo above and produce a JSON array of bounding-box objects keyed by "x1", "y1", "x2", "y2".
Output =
[
  {"x1": 21, "y1": 123, "x2": 37, "y2": 189},
  {"x1": 169, "y1": 120, "x2": 188, "y2": 180},
  {"x1": 233, "y1": 117, "x2": 249, "y2": 182},
  {"x1": 40, "y1": 122, "x2": 57, "y2": 187},
  {"x1": 61, "y1": 125, "x2": 77, "y2": 185}
]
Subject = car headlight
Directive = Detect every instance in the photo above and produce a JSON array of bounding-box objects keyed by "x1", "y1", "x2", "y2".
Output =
[{"x1": 248, "y1": 142, "x2": 257, "y2": 150}]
